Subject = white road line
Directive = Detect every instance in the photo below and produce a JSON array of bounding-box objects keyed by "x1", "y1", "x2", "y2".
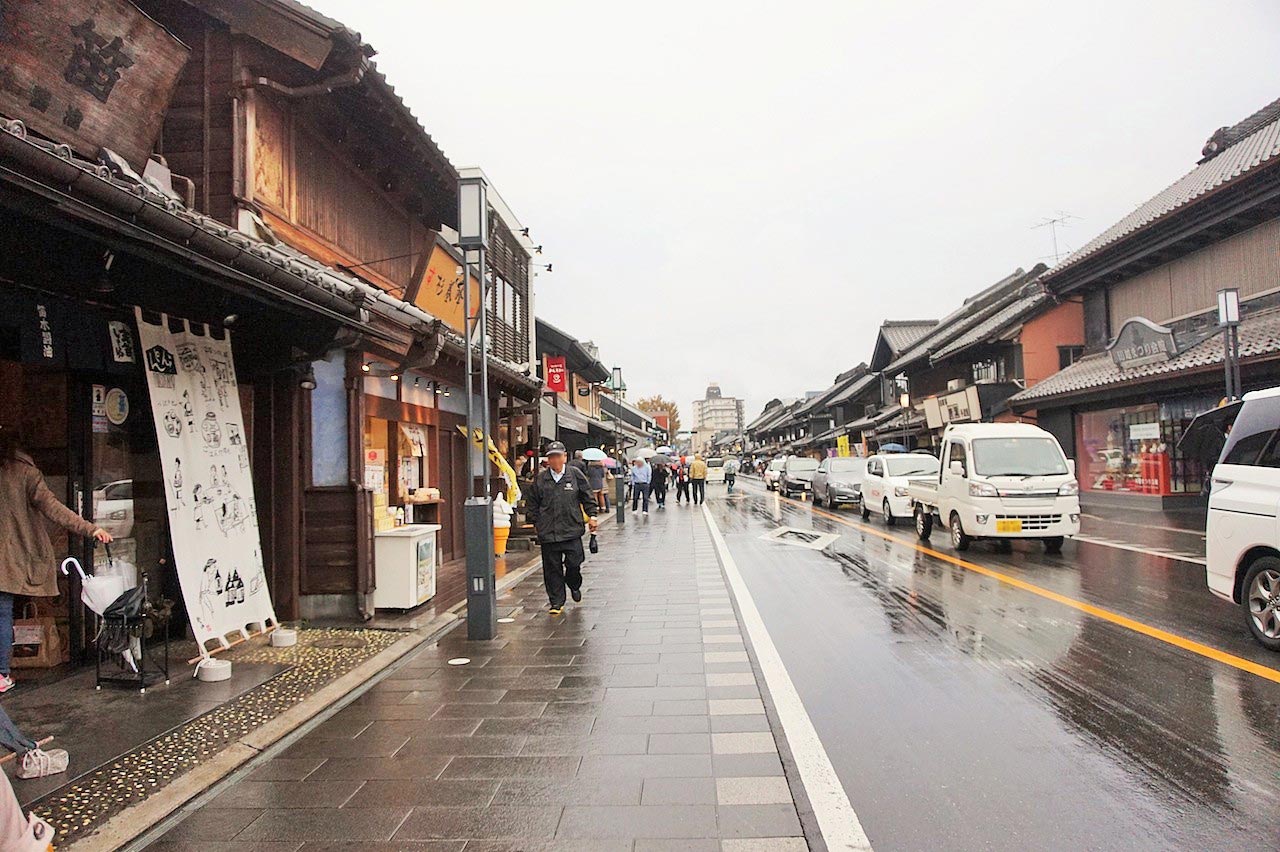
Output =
[
  {"x1": 1073, "y1": 534, "x2": 1207, "y2": 566},
  {"x1": 702, "y1": 504, "x2": 873, "y2": 852}
]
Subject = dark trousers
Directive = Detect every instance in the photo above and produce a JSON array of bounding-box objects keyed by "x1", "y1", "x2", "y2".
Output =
[
  {"x1": 652, "y1": 481, "x2": 667, "y2": 506},
  {"x1": 541, "y1": 537, "x2": 584, "y2": 607},
  {"x1": 676, "y1": 480, "x2": 690, "y2": 502},
  {"x1": 631, "y1": 482, "x2": 651, "y2": 511},
  {"x1": 691, "y1": 479, "x2": 706, "y2": 504}
]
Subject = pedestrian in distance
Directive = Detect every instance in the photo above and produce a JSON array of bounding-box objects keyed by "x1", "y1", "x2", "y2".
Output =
[
  {"x1": 674, "y1": 457, "x2": 691, "y2": 504},
  {"x1": 651, "y1": 461, "x2": 670, "y2": 509},
  {"x1": 570, "y1": 449, "x2": 588, "y2": 478},
  {"x1": 0, "y1": 428, "x2": 113, "y2": 694},
  {"x1": 587, "y1": 458, "x2": 610, "y2": 512},
  {"x1": 690, "y1": 454, "x2": 708, "y2": 505},
  {"x1": 525, "y1": 441, "x2": 598, "y2": 615},
  {"x1": 629, "y1": 457, "x2": 652, "y2": 514},
  {"x1": 725, "y1": 457, "x2": 738, "y2": 494}
]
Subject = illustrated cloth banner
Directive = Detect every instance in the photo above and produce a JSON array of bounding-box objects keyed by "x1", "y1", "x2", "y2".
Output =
[{"x1": 134, "y1": 310, "x2": 277, "y2": 655}]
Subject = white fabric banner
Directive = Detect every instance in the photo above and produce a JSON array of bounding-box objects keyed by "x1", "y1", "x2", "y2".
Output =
[{"x1": 134, "y1": 310, "x2": 277, "y2": 655}]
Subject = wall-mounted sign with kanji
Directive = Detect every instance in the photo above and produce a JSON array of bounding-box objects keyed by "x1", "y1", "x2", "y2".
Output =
[{"x1": 0, "y1": 0, "x2": 189, "y2": 168}]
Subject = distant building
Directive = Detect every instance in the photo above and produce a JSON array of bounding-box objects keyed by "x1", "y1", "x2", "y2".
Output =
[{"x1": 692, "y1": 383, "x2": 744, "y2": 435}]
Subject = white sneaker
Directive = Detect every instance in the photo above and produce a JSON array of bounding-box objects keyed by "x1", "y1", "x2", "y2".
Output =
[{"x1": 0, "y1": 675, "x2": 15, "y2": 694}]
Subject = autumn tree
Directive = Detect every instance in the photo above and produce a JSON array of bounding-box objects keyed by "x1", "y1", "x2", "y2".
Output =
[{"x1": 636, "y1": 395, "x2": 681, "y2": 440}]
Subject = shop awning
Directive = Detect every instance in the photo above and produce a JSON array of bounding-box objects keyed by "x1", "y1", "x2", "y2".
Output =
[{"x1": 557, "y1": 405, "x2": 590, "y2": 434}]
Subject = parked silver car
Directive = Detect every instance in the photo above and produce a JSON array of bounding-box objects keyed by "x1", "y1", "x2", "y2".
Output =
[
  {"x1": 779, "y1": 457, "x2": 820, "y2": 498},
  {"x1": 811, "y1": 457, "x2": 866, "y2": 509}
]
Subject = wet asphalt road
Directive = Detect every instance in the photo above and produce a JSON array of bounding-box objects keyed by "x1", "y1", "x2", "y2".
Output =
[{"x1": 707, "y1": 478, "x2": 1280, "y2": 851}]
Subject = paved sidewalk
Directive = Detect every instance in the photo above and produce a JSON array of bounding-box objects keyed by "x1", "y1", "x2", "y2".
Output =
[{"x1": 146, "y1": 504, "x2": 813, "y2": 851}]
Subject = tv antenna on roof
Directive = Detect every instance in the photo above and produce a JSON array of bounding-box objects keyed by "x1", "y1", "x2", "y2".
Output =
[{"x1": 1033, "y1": 212, "x2": 1079, "y2": 264}]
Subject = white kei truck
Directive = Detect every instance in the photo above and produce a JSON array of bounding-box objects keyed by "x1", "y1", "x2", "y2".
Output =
[{"x1": 908, "y1": 422, "x2": 1082, "y2": 553}]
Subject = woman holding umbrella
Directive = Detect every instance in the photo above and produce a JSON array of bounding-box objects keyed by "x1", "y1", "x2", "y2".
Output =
[
  {"x1": 0, "y1": 428, "x2": 112, "y2": 693},
  {"x1": 582, "y1": 448, "x2": 611, "y2": 512}
]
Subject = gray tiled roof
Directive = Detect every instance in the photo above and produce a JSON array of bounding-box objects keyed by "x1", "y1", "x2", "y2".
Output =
[
  {"x1": 883, "y1": 267, "x2": 1044, "y2": 375},
  {"x1": 929, "y1": 289, "x2": 1050, "y2": 364},
  {"x1": 880, "y1": 321, "x2": 938, "y2": 355},
  {"x1": 1011, "y1": 304, "x2": 1280, "y2": 405},
  {"x1": 1046, "y1": 98, "x2": 1280, "y2": 280}
]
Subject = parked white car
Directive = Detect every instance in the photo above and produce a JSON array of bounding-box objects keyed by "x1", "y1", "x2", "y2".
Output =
[
  {"x1": 764, "y1": 459, "x2": 786, "y2": 491},
  {"x1": 908, "y1": 423, "x2": 1081, "y2": 553},
  {"x1": 1205, "y1": 387, "x2": 1280, "y2": 650},
  {"x1": 93, "y1": 478, "x2": 134, "y2": 539},
  {"x1": 705, "y1": 458, "x2": 727, "y2": 484},
  {"x1": 862, "y1": 452, "x2": 941, "y2": 525}
]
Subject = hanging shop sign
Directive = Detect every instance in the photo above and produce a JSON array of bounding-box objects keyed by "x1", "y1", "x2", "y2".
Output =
[
  {"x1": 545, "y1": 356, "x2": 568, "y2": 393},
  {"x1": 409, "y1": 240, "x2": 483, "y2": 335},
  {"x1": 0, "y1": 0, "x2": 190, "y2": 169},
  {"x1": 836, "y1": 434, "x2": 851, "y2": 457},
  {"x1": 134, "y1": 310, "x2": 277, "y2": 657},
  {"x1": 104, "y1": 387, "x2": 128, "y2": 425},
  {"x1": 1108, "y1": 317, "x2": 1179, "y2": 369}
]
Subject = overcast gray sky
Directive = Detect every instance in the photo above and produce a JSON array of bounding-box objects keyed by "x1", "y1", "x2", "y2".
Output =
[{"x1": 319, "y1": 0, "x2": 1280, "y2": 425}]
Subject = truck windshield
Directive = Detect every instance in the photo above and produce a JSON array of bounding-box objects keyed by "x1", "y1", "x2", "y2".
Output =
[
  {"x1": 886, "y1": 456, "x2": 939, "y2": 477},
  {"x1": 971, "y1": 438, "x2": 1068, "y2": 477}
]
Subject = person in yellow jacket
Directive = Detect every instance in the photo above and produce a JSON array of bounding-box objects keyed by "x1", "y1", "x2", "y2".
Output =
[{"x1": 689, "y1": 455, "x2": 708, "y2": 505}]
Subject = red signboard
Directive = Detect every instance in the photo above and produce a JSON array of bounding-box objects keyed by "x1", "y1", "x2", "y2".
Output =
[{"x1": 545, "y1": 356, "x2": 568, "y2": 393}]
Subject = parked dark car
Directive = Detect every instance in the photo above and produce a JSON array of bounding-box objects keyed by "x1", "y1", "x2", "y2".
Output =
[
  {"x1": 811, "y1": 457, "x2": 866, "y2": 509},
  {"x1": 779, "y1": 456, "x2": 820, "y2": 498}
]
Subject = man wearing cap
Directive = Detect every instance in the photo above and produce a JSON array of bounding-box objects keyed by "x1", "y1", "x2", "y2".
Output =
[{"x1": 526, "y1": 441, "x2": 599, "y2": 615}]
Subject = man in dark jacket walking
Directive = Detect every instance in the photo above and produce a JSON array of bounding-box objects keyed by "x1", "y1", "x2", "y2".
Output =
[{"x1": 526, "y1": 442, "x2": 599, "y2": 615}]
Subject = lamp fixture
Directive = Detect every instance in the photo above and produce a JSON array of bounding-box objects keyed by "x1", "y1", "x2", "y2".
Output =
[
  {"x1": 443, "y1": 387, "x2": 451, "y2": 397},
  {"x1": 298, "y1": 365, "x2": 317, "y2": 391},
  {"x1": 222, "y1": 313, "x2": 240, "y2": 327},
  {"x1": 92, "y1": 250, "x2": 116, "y2": 294},
  {"x1": 361, "y1": 362, "x2": 371, "y2": 373},
  {"x1": 413, "y1": 377, "x2": 421, "y2": 387}
]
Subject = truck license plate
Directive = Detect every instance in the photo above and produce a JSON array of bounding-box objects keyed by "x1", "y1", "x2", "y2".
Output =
[{"x1": 996, "y1": 519, "x2": 1022, "y2": 533}]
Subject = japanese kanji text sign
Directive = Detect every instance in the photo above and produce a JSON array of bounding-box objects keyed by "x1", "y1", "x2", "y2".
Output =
[{"x1": 0, "y1": 0, "x2": 189, "y2": 168}]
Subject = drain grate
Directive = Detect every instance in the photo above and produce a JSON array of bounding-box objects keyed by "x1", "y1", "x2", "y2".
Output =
[{"x1": 759, "y1": 526, "x2": 840, "y2": 550}]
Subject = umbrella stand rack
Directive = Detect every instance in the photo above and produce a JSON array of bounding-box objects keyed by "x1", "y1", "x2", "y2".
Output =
[{"x1": 94, "y1": 577, "x2": 171, "y2": 694}]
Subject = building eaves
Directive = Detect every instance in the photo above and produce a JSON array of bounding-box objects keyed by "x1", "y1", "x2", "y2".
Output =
[
  {"x1": 1044, "y1": 99, "x2": 1280, "y2": 287},
  {"x1": 826, "y1": 373, "x2": 879, "y2": 407},
  {"x1": 882, "y1": 267, "x2": 1045, "y2": 376},
  {"x1": 881, "y1": 320, "x2": 940, "y2": 355},
  {"x1": 535, "y1": 318, "x2": 609, "y2": 383},
  {"x1": 929, "y1": 288, "x2": 1050, "y2": 364},
  {"x1": 1010, "y1": 303, "x2": 1280, "y2": 407}
]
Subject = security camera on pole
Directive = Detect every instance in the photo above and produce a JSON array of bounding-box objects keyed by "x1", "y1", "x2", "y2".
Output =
[{"x1": 458, "y1": 175, "x2": 496, "y2": 640}]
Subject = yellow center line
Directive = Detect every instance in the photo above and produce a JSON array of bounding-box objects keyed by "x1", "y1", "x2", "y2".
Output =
[{"x1": 750, "y1": 482, "x2": 1280, "y2": 685}]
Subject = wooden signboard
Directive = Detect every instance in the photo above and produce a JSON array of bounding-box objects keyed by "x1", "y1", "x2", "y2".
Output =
[
  {"x1": 411, "y1": 239, "x2": 483, "y2": 336},
  {"x1": 0, "y1": 0, "x2": 189, "y2": 168}
]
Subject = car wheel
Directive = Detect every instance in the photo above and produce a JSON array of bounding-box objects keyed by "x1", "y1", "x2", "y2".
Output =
[
  {"x1": 882, "y1": 499, "x2": 896, "y2": 527},
  {"x1": 827, "y1": 492, "x2": 837, "y2": 510},
  {"x1": 915, "y1": 506, "x2": 932, "y2": 540},
  {"x1": 949, "y1": 513, "x2": 971, "y2": 551},
  {"x1": 1043, "y1": 536, "x2": 1064, "y2": 554},
  {"x1": 1243, "y1": 557, "x2": 1280, "y2": 651},
  {"x1": 860, "y1": 501, "x2": 871, "y2": 520}
]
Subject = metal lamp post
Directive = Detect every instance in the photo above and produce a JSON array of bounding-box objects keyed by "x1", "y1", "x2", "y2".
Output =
[
  {"x1": 459, "y1": 175, "x2": 496, "y2": 640},
  {"x1": 1218, "y1": 287, "x2": 1242, "y2": 401},
  {"x1": 899, "y1": 392, "x2": 910, "y2": 450},
  {"x1": 611, "y1": 367, "x2": 626, "y2": 525}
]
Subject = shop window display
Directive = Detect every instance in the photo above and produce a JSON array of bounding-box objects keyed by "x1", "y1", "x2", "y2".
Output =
[{"x1": 1075, "y1": 403, "x2": 1207, "y2": 495}]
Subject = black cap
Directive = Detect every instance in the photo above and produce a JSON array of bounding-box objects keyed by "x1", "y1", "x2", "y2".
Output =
[{"x1": 545, "y1": 441, "x2": 568, "y2": 455}]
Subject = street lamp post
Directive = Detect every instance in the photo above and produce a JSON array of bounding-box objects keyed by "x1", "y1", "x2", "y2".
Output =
[
  {"x1": 459, "y1": 175, "x2": 495, "y2": 641},
  {"x1": 899, "y1": 391, "x2": 911, "y2": 450},
  {"x1": 1218, "y1": 287, "x2": 1242, "y2": 401},
  {"x1": 611, "y1": 367, "x2": 625, "y2": 525}
]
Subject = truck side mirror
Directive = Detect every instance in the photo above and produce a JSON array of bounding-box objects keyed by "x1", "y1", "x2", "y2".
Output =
[{"x1": 949, "y1": 460, "x2": 965, "y2": 477}]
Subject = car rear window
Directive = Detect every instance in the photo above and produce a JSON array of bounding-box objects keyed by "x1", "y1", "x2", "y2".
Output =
[{"x1": 707, "y1": 459, "x2": 724, "y2": 467}]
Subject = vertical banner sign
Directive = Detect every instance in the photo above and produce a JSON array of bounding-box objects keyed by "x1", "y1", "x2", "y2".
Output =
[
  {"x1": 545, "y1": 356, "x2": 568, "y2": 393},
  {"x1": 134, "y1": 310, "x2": 277, "y2": 656},
  {"x1": 836, "y1": 435, "x2": 851, "y2": 458}
]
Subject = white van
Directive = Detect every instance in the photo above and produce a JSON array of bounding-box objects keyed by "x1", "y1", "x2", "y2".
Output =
[
  {"x1": 909, "y1": 422, "x2": 1081, "y2": 552},
  {"x1": 1205, "y1": 387, "x2": 1280, "y2": 650},
  {"x1": 705, "y1": 458, "x2": 727, "y2": 484}
]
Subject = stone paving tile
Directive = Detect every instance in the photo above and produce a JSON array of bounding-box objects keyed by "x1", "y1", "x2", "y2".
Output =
[
  {"x1": 556, "y1": 804, "x2": 719, "y2": 838},
  {"x1": 720, "y1": 839, "x2": 808, "y2": 851},
  {"x1": 715, "y1": 776, "x2": 794, "y2": 805},
  {"x1": 642, "y1": 777, "x2": 719, "y2": 805},
  {"x1": 237, "y1": 808, "x2": 413, "y2": 842},
  {"x1": 147, "y1": 843, "x2": 302, "y2": 852},
  {"x1": 392, "y1": 806, "x2": 562, "y2": 840},
  {"x1": 159, "y1": 507, "x2": 811, "y2": 850}
]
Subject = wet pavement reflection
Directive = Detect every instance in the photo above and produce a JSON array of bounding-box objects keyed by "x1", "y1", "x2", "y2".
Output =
[{"x1": 708, "y1": 480, "x2": 1280, "y2": 851}]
